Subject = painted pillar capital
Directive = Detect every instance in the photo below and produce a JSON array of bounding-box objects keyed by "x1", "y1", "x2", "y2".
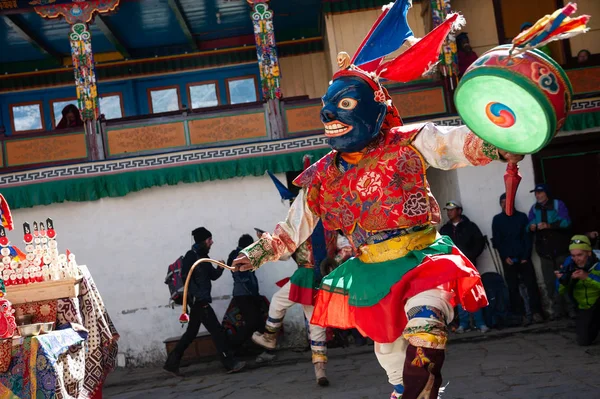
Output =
[{"x1": 248, "y1": 0, "x2": 282, "y2": 100}]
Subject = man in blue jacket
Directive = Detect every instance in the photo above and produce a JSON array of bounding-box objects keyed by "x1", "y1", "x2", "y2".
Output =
[
  {"x1": 527, "y1": 184, "x2": 573, "y2": 319},
  {"x1": 164, "y1": 227, "x2": 245, "y2": 376},
  {"x1": 493, "y1": 193, "x2": 543, "y2": 325}
]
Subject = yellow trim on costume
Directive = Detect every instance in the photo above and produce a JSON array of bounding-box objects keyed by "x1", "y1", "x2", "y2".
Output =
[
  {"x1": 29, "y1": 337, "x2": 39, "y2": 395},
  {"x1": 357, "y1": 226, "x2": 437, "y2": 263},
  {"x1": 404, "y1": 332, "x2": 448, "y2": 350}
]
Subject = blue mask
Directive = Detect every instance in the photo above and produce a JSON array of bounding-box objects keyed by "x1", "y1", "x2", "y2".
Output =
[{"x1": 321, "y1": 76, "x2": 387, "y2": 153}]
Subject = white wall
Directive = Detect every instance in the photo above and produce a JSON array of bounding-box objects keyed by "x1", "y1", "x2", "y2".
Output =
[
  {"x1": 7, "y1": 174, "x2": 304, "y2": 366},
  {"x1": 453, "y1": 156, "x2": 537, "y2": 274}
]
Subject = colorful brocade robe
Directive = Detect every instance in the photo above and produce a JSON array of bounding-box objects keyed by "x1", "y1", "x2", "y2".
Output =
[
  {"x1": 285, "y1": 223, "x2": 353, "y2": 306},
  {"x1": 241, "y1": 122, "x2": 501, "y2": 268}
]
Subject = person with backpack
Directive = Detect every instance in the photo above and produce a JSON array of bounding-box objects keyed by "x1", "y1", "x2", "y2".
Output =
[
  {"x1": 527, "y1": 184, "x2": 574, "y2": 320},
  {"x1": 164, "y1": 227, "x2": 245, "y2": 376}
]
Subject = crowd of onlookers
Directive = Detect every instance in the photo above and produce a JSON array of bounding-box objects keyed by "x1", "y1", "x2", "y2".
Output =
[
  {"x1": 163, "y1": 183, "x2": 599, "y2": 377},
  {"x1": 440, "y1": 183, "x2": 600, "y2": 348}
]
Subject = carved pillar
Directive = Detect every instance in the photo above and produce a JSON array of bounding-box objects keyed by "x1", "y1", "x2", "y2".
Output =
[
  {"x1": 247, "y1": 0, "x2": 284, "y2": 139},
  {"x1": 35, "y1": 0, "x2": 120, "y2": 160},
  {"x1": 430, "y1": 0, "x2": 458, "y2": 111}
]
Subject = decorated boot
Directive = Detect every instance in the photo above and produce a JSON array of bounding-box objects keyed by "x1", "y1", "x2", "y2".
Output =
[
  {"x1": 314, "y1": 362, "x2": 328, "y2": 386},
  {"x1": 251, "y1": 331, "x2": 277, "y2": 350}
]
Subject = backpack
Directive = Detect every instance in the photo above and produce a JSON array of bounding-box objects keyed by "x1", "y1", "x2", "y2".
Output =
[{"x1": 165, "y1": 256, "x2": 185, "y2": 305}]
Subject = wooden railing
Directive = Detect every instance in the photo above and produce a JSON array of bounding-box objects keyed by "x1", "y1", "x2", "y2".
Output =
[{"x1": 1, "y1": 65, "x2": 599, "y2": 174}]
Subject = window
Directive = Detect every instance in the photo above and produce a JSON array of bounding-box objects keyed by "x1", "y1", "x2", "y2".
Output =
[
  {"x1": 51, "y1": 98, "x2": 78, "y2": 127},
  {"x1": 10, "y1": 102, "x2": 45, "y2": 133},
  {"x1": 187, "y1": 82, "x2": 219, "y2": 109},
  {"x1": 99, "y1": 94, "x2": 124, "y2": 120},
  {"x1": 148, "y1": 86, "x2": 181, "y2": 114},
  {"x1": 226, "y1": 77, "x2": 258, "y2": 104}
]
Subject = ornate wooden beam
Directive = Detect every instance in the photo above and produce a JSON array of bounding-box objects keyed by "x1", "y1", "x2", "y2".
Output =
[
  {"x1": 2, "y1": 14, "x2": 62, "y2": 65},
  {"x1": 167, "y1": 0, "x2": 198, "y2": 51},
  {"x1": 95, "y1": 15, "x2": 131, "y2": 59}
]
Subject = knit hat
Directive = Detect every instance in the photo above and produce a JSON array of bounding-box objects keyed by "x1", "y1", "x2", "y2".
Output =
[
  {"x1": 569, "y1": 235, "x2": 592, "y2": 251},
  {"x1": 192, "y1": 227, "x2": 212, "y2": 244}
]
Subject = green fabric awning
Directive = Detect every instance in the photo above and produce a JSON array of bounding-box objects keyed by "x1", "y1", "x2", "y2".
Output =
[{"x1": 2, "y1": 148, "x2": 330, "y2": 210}]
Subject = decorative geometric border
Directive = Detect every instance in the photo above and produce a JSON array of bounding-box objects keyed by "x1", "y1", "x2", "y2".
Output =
[
  {"x1": 0, "y1": 135, "x2": 329, "y2": 188},
  {"x1": 0, "y1": 97, "x2": 597, "y2": 188}
]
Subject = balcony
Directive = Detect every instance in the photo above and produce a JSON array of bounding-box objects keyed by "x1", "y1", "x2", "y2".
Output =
[{"x1": 0, "y1": 65, "x2": 599, "y2": 209}]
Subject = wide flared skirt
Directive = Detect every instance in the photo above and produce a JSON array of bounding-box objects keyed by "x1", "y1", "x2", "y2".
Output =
[{"x1": 311, "y1": 236, "x2": 488, "y2": 343}]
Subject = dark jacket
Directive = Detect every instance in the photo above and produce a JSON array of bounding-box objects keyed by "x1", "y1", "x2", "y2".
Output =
[
  {"x1": 527, "y1": 199, "x2": 572, "y2": 258},
  {"x1": 492, "y1": 210, "x2": 532, "y2": 262},
  {"x1": 440, "y1": 215, "x2": 485, "y2": 266},
  {"x1": 227, "y1": 247, "x2": 260, "y2": 297},
  {"x1": 182, "y1": 244, "x2": 224, "y2": 304}
]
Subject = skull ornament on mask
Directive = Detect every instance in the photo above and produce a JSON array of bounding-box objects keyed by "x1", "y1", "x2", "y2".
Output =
[{"x1": 321, "y1": 76, "x2": 388, "y2": 153}]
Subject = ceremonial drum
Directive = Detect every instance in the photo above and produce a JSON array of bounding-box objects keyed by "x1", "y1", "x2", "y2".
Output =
[{"x1": 454, "y1": 45, "x2": 573, "y2": 154}]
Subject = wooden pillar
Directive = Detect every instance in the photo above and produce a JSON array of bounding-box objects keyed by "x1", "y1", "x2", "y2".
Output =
[
  {"x1": 69, "y1": 23, "x2": 102, "y2": 160},
  {"x1": 247, "y1": 0, "x2": 284, "y2": 139},
  {"x1": 35, "y1": 1, "x2": 120, "y2": 161},
  {"x1": 430, "y1": 0, "x2": 458, "y2": 112}
]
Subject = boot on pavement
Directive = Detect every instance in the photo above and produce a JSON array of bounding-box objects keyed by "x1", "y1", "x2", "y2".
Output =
[
  {"x1": 252, "y1": 331, "x2": 277, "y2": 350},
  {"x1": 314, "y1": 362, "x2": 329, "y2": 386}
]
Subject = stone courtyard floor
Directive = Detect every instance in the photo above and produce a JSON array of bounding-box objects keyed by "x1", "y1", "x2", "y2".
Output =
[{"x1": 104, "y1": 320, "x2": 600, "y2": 399}]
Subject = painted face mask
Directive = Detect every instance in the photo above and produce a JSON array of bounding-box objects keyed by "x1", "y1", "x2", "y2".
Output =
[{"x1": 321, "y1": 76, "x2": 387, "y2": 153}]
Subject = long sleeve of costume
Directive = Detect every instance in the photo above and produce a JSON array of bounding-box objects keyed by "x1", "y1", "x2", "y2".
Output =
[
  {"x1": 240, "y1": 189, "x2": 320, "y2": 270},
  {"x1": 411, "y1": 123, "x2": 501, "y2": 170}
]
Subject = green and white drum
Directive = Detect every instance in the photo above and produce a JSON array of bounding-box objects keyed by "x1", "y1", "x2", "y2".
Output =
[{"x1": 454, "y1": 45, "x2": 573, "y2": 154}]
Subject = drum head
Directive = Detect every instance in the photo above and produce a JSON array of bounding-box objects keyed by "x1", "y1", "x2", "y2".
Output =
[{"x1": 455, "y1": 68, "x2": 556, "y2": 154}]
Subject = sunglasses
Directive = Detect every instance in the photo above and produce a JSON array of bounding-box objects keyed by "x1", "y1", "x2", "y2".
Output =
[{"x1": 570, "y1": 239, "x2": 588, "y2": 244}]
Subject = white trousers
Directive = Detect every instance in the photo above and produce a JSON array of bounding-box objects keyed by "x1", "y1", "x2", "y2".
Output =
[
  {"x1": 374, "y1": 288, "x2": 455, "y2": 387},
  {"x1": 266, "y1": 281, "x2": 327, "y2": 363}
]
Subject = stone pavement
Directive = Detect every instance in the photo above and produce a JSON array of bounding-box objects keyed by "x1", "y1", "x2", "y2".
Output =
[{"x1": 104, "y1": 321, "x2": 600, "y2": 399}]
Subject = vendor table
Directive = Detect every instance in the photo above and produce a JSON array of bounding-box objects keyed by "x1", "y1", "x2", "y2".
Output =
[
  {"x1": 3, "y1": 266, "x2": 119, "y2": 399},
  {"x1": 0, "y1": 329, "x2": 85, "y2": 398}
]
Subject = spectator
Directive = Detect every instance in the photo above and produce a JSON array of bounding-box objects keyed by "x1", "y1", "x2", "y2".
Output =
[
  {"x1": 456, "y1": 32, "x2": 478, "y2": 79},
  {"x1": 492, "y1": 193, "x2": 544, "y2": 325},
  {"x1": 586, "y1": 231, "x2": 599, "y2": 249},
  {"x1": 527, "y1": 184, "x2": 573, "y2": 319},
  {"x1": 577, "y1": 49, "x2": 591, "y2": 66},
  {"x1": 520, "y1": 22, "x2": 552, "y2": 58},
  {"x1": 226, "y1": 234, "x2": 265, "y2": 346},
  {"x1": 56, "y1": 104, "x2": 84, "y2": 129},
  {"x1": 440, "y1": 200, "x2": 489, "y2": 333},
  {"x1": 164, "y1": 227, "x2": 245, "y2": 376},
  {"x1": 555, "y1": 235, "x2": 600, "y2": 346}
]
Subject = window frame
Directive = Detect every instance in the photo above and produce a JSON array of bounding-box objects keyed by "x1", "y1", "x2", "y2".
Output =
[
  {"x1": 225, "y1": 75, "x2": 259, "y2": 105},
  {"x1": 186, "y1": 80, "x2": 221, "y2": 110},
  {"x1": 99, "y1": 92, "x2": 125, "y2": 120},
  {"x1": 49, "y1": 97, "x2": 79, "y2": 129},
  {"x1": 147, "y1": 85, "x2": 182, "y2": 114},
  {"x1": 9, "y1": 101, "x2": 46, "y2": 134}
]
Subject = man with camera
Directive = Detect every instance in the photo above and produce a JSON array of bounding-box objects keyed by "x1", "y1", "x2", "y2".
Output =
[{"x1": 555, "y1": 235, "x2": 600, "y2": 346}]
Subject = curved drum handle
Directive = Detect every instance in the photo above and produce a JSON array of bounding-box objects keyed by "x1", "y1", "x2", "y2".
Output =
[
  {"x1": 179, "y1": 258, "x2": 235, "y2": 324},
  {"x1": 504, "y1": 163, "x2": 522, "y2": 217}
]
